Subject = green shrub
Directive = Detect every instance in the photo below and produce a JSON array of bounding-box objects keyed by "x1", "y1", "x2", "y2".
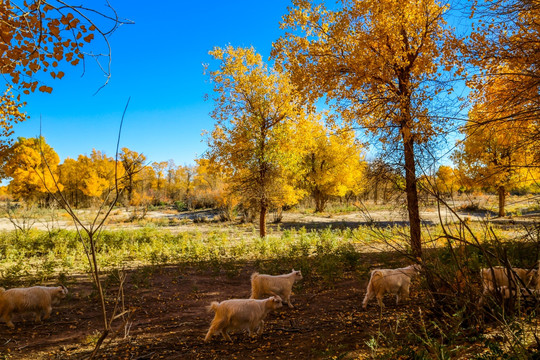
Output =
[{"x1": 174, "y1": 201, "x2": 188, "y2": 212}]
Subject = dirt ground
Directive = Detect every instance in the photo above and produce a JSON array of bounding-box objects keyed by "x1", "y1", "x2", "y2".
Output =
[
  {"x1": 1, "y1": 198, "x2": 537, "y2": 233},
  {"x1": 3, "y1": 189, "x2": 540, "y2": 235},
  {"x1": 0, "y1": 263, "x2": 426, "y2": 360}
]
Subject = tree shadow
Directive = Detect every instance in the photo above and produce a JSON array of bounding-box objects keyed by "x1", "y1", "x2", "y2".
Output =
[
  {"x1": 273, "y1": 219, "x2": 436, "y2": 231},
  {"x1": 458, "y1": 208, "x2": 499, "y2": 218}
]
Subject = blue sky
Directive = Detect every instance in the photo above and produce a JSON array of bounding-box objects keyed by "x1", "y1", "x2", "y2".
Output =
[{"x1": 12, "y1": 1, "x2": 290, "y2": 166}]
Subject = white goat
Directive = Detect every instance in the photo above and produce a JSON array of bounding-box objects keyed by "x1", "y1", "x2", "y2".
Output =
[
  {"x1": 204, "y1": 295, "x2": 283, "y2": 342},
  {"x1": 480, "y1": 266, "x2": 536, "y2": 292},
  {"x1": 362, "y1": 264, "x2": 421, "y2": 309},
  {"x1": 0, "y1": 285, "x2": 68, "y2": 328},
  {"x1": 250, "y1": 269, "x2": 303, "y2": 308},
  {"x1": 478, "y1": 285, "x2": 540, "y2": 306},
  {"x1": 479, "y1": 267, "x2": 537, "y2": 305}
]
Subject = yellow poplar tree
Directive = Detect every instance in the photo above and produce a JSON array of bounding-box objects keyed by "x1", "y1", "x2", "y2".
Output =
[
  {"x1": 463, "y1": 0, "x2": 540, "y2": 178},
  {"x1": 273, "y1": 0, "x2": 459, "y2": 258},
  {"x1": 59, "y1": 157, "x2": 83, "y2": 207},
  {"x1": 131, "y1": 165, "x2": 154, "y2": 207},
  {"x1": 77, "y1": 150, "x2": 120, "y2": 201},
  {"x1": 465, "y1": 0, "x2": 539, "y2": 120},
  {"x1": 194, "y1": 158, "x2": 222, "y2": 193},
  {"x1": 205, "y1": 46, "x2": 306, "y2": 237},
  {"x1": 194, "y1": 157, "x2": 239, "y2": 216},
  {"x1": 453, "y1": 77, "x2": 537, "y2": 216},
  {"x1": 4, "y1": 136, "x2": 62, "y2": 202},
  {"x1": 300, "y1": 118, "x2": 365, "y2": 212},
  {"x1": 434, "y1": 165, "x2": 459, "y2": 197},
  {"x1": 119, "y1": 147, "x2": 146, "y2": 205},
  {"x1": 151, "y1": 161, "x2": 168, "y2": 203},
  {"x1": 165, "y1": 161, "x2": 179, "y2": 201},
  {"x1": 175, "y1": 165, "x2": 196, "y2": 207}
]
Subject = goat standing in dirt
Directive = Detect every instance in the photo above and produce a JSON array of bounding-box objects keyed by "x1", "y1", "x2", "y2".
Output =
[
  {"x1": 250, "y1": 269, "x2": 303, "y2": 308},
  {"x1": 205, "y1": 296, "x2": 283, "y2": 342},
  {"x1": 480, "y1": 266, "x2": 536, "y2": 292},
  {"x1": 362, "y1": 264, "x2": 421, "y2": 309},
  {"x1": 479, "y1": 266, "x2": 537, "y2": 305},
  {"x1": 0, "y1": 285, "x2": 68, "y2": 328}
]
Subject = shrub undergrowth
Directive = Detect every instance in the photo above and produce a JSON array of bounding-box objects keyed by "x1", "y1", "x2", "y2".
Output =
[{"x1": 0, "y1": 225, "x2": 380, "y2": 286}]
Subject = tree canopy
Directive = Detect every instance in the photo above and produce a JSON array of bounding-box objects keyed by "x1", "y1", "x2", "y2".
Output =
[
  {"x1": 299, "y1": 118, "x2": 365, "y2": 212},
  {"x1": 0, "y1": 1, "x2": 126, "y2": 153},
  {"x1": 273, "y1": 0, "x2": 460, "y2": 258},
  {"x1": 4, "y1": 136, "x2": 62, "y2": 203},
  {"x1": 205, "y1": 46, "x2": 308, "y2": 236}
]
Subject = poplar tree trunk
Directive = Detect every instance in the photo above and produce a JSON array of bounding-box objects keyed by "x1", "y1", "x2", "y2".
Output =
[
  {"x1": 127, "y1": 177, "x2": 133, "y2": 203},
  {"x1": 373, "y1": 180, "x2": 379, "y2": 204},
  {"x1": 398, "y1": 67, "x2": 422, "y2": 260},
  {"x1": 259, "y1": 204, "x2": 267, "y2": 237},
  {"x1": 315, "y1": 200, "x2": 324, "y2": 213},
  {"x1": 498, "y1": 185, "x2": 506, "y2": 217},
  {"x1": 314, "y1": 189, "x2": 327, "y2": 213},
  {"x1": 402, "y1": 126, "x2": 422, "y2": 260}
]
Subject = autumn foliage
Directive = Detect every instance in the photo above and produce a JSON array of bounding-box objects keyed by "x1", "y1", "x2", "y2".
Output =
[
  {"x1": 0, "y1": 0, "x2": 538, "y2": 250},
  {"x1": 3, "y1": 137, "x2": 62, "y2": 202},
  {"x1": 0, "y1": 1, "x2": 99, "y2": 95},
  {"x1": 299, "y1": 118, "x2": 365, "y2": 212},
  {"x1": 0, "y1": 1, "x2": 126, "y2": 160},
  {"x1": 205, "y1": 46, "x2": 310, "y2": 236},
  {"x1": 272, "y1": 0, "x2": 461, "y2": 257},
  {"x1": 1, "y1": 1, "x2": 540, "y2": 358}
]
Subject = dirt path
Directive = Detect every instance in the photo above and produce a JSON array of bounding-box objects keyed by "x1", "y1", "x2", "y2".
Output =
[{"x1": 0, "y1": 206, "x2": 501, "y2": 234}]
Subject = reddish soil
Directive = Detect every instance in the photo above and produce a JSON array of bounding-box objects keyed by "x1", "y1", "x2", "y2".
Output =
[{"x1": 0, "y1": 265, "x2": 424, "y2": 360}]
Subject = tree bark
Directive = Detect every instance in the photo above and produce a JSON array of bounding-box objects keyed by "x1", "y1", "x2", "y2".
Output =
[
  {"x1": 259, "y1": 204, "x2": 267, "y2": 237},
  {"x1": 314, "y1": 189, "x2": 327, "y2": 212},
  {"x1": 402, "y1": 126, "x2": 422, "y2": 260},
  {"x1": 498, "y1": 185, "x2": 506, "y2": 217},
  {"x1": 373, "y1": 179, "x2": 379, "y2": 204},
  {"x1": 397, "y1": 62, "x2": 422, "y2": 259},
  {"x1": 127, "y1": 176, "x2": 133, "y2": 203}
]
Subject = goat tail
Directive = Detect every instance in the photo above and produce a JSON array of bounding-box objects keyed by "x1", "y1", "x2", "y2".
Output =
[
  {"x1": 369, "y1": 270, "x2": 383, "y2": 289},
  {"x1": 207, "y1": 301, "x2": 219, "y2": 313},
  {"x1": 250, "y1": 272, "x2": 262, "y2": 299}
]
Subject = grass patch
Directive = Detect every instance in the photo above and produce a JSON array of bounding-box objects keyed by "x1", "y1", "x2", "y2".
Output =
[
  {"x1": 0, "y1": 222, "x2": 526, "y2": 287},
  {"x1": 0, "y1": 226, "x2": 375, "y2": 284}
]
